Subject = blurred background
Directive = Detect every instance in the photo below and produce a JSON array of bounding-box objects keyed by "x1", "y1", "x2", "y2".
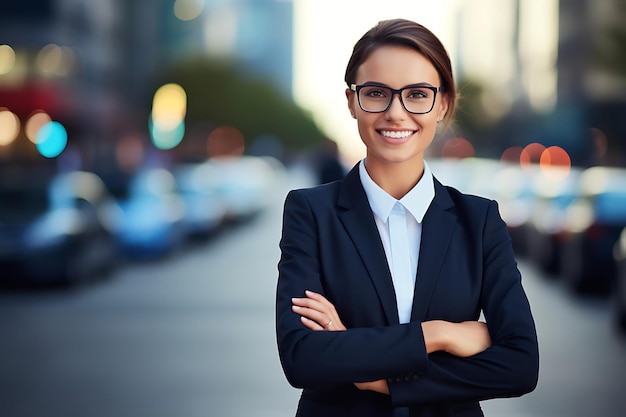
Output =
[{"x1": 1, "y1": 0, "x2": 625, "y2": 416}]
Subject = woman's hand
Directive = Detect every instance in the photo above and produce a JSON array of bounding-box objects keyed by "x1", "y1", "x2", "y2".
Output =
[
  {"x1": 291, "y1": 290, "x2": 347, "y2": 331},
  {"x1": 422, "y1": 320, "x2": 491, "y2": 357},
  {"x1": 354, "y1": 379, "x2": 389, "y2": 394}
]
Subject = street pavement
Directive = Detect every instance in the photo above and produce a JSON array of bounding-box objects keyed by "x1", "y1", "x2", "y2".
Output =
[{"x1": 1, "y1": 165, "x2": 625, "y2": 417}]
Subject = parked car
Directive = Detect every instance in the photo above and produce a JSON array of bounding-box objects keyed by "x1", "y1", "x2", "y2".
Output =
[
  {"x1": 613, "y1": 227, "x2": 626, "y2": 333},
  {"x1": 559, "y1": 166, "x2": 626, "y2": 293},
  {"x1": 0, "y1": 169, "x2": 120, "y2": 287},
  {"x1": 172, "y1": 162, "x2": 227, "y2": 238},
  {"x1": 206, "y1": 155, "x2": 286, "y2": 222},
  {"x1": 524, "y1": 166, "x2": 582, "y2": 275},
  {"x1": 429, "y1": 158, "x2": 531, "y2": 255},
  {"x1": 108, "y1": 168, "x2": 186, "y2": 259},
  {"x1": 491, "y1": 162, "x2": 538, "y2": 257}
]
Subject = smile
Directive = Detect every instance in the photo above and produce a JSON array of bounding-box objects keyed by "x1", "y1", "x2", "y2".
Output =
[{"x1": 379, "y1": 130, "x2": 414, "y2": 139}]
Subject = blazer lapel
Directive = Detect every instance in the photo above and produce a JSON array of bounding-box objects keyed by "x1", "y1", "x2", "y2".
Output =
[
  {"x1": 337, "y1": 165, "x2": 399, "y2": 325},
  {"x1": 411, "y1": 179, "x2": 457, "y2": 322}
]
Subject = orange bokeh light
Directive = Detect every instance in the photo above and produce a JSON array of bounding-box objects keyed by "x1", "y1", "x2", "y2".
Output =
[
  {"x1": 500, "y1": 146, "x2": 523, "y2": 164},
  {"x1": 539, "y1": 146, "x2": 571, "y2": 180},
  {"x1": 540, "y1": 145, "x2": 571, "y2": 167},
  {"x1": 25, "y1": 110, "x2": 52, "y2": 143},
  {"x1": 520, "y1": 142, "x2": 546, "y2": 174},
  {"x1": 440, "y1": 137, "x2": 475, "y2": 159},
  {"x1": 206, "y1": 126, "x2": 245, "y2": 157}
]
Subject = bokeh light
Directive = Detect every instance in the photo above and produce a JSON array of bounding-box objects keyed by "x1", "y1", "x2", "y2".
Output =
[
  {"x1": 440, "y1": 137, "x2": 475, "y2": 159},
  {"x1": 500, "y1": 146, "x2": 524, "y2": 164},
  {"x1": 206, "y1": 126, "x2": 245, "y2": 157},
  {"x1": 25, "y1": 111, "x2": 52, "y2": 143},
  {"x1": 564, "y1": 199, "x2": 595, "y2": 234},
  {"x1": 0, "y1": 108, "x2": 20, "y2": 146},
  {"x1": 151, "y1": 83, "x2": 187, "y2": 130},
  {"x1": 36, "y1": 121, "x2": 68, "y2": 158},
  {"x1": 173, "y1": 0, "x2": 204, "y2": 21},
  {"x1": 149, "y1": 116, "x2": 185, "y2": 150},
  {"x1": 150, "y1": 83, "x2": 187, "y2": 150},
  {"x1": 0, "y1": 44, "x2": 16, "y2": 75},
  {"x1": 580, "y1": 166, "x2": 610, "y2": 196},
  {"x1": 539, "y1": 145, "x2": 571, "y2": 180},
  {"x1": 520, "y1": 142, "x2": 546, "y2": 174},
  {"x1": 36, "y1": 44, "x2": 75, "y2": 77}
]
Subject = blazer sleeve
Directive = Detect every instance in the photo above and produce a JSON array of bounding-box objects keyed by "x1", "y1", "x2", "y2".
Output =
[
  {"x1": 276, "y1": 189, "x2": 430, "y2": 389},
  {"x1": 387, "y1": 199, "x2": 539, "y2": 406}
]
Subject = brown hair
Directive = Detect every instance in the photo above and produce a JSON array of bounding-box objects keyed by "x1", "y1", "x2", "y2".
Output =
[{"x1": 344, "y1": 18, "x2": 456, "y2": 125}]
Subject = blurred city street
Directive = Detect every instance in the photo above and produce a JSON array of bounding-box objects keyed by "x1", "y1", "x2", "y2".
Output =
[
  {"x1": 2, "y1": 1, "x2": 626, "y2": 416},
  {"x1": 1, "y1": 167, "x2": 625, "y2": 417}
]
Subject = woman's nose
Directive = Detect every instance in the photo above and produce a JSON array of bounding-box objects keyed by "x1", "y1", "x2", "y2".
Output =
[{"x1": 385, "y1": 94, "x2": 407, "y2": 119}]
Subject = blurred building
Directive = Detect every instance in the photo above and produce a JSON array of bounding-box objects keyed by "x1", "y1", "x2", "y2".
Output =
[
  {"x1": 453, "y1": 0, "x2": 626, "y2": 167},
  {"x1": 455, "y1": 0, "x2": 558, "y2": 120},
  {"x1": 557, "y1": 0, "x2": 626, "y2": 166},
  {"x1": 0, "y1": 0, "x2": 295, "y2": 173}
]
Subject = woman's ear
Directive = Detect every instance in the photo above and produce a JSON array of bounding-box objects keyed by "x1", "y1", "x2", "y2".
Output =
[
  {"x1": 346, "y1": 88, "x2": 357, "y2": 118},
  {"x1": 437, "y1": 94, "x2": 449, "y2": 122}
]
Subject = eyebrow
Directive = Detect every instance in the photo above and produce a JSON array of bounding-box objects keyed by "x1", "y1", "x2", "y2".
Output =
[{"x1": 359, "y1": 81, "x2": 437, "y2": 89}]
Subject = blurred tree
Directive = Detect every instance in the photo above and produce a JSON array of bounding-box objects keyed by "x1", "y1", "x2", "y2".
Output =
[
  {"x1": 451, "y1": 78, "x2": 515, "y2": 156},
  {"x1": 454, "y1": 78, "x2": 491, "y2": 138},
  {"x1": 163, "y1": 58, "x2": 324, "y2": 156}
]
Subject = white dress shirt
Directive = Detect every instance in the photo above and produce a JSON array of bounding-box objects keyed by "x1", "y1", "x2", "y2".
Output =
[{"x1": 359, "y1": 159, "x2": 435, "y2": 323}]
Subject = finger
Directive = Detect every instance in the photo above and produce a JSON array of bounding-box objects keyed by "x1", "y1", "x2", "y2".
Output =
[
  {"x1": 292, "y1": 305, "x2": 331, "y2": 326},
  {"x1": 304, "y1": 290, "x2": 334, "y2": 309},
  {"x1": 306, "y1": 293, "x2": 340, "y2": 318},
  {"x1": 303, "y1": 292, "x2": 339, "y2": 317},
  {"x1": 300, "y1": 316, "x2": 324, "y2": 331},
  {"x1": 292, "y1": 297, "x2": 328, "y2": 314}
]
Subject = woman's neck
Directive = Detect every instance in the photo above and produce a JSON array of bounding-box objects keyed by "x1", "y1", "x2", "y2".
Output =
[{"x1": 364, "y1": 157, "x2": 425, "y2": 200}]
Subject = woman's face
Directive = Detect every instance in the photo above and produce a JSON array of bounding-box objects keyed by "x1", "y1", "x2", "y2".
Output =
[{"x1": 346, "y1": 45, "x2": 448, "y2": 168}]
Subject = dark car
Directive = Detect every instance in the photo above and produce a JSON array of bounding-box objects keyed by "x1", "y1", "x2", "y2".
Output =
[
  {"x1": 559, "y1": 167, "x2": 626, "y2": 294},
  {"x1": 613, "y1": 227, "x2": 626, "y2": 333},
  {"x1": 108, "y1": 168, "x2": 186, "y2": 260},
  {"x1": 172, "y1": 162, "x2": 227, "y2": 238},
  {"x1": 0, "y1": 170, "x2": 120, "y2": 287},
  {"x1": 524, "y1": 166, "x2": 582, "y2": 275}
]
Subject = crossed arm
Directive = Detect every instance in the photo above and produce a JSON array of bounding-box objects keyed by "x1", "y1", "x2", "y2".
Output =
[
  {"x1": 279, "y1": 190, "x2": 538, "y2": 404},
  {"x1": 292, "y1": 290, "x2": 491, "y2": 394}
]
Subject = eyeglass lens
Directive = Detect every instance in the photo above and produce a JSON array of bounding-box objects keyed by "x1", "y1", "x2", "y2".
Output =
[{"x1": 358, "y1": 85, "x2": 436, "y2": 114}]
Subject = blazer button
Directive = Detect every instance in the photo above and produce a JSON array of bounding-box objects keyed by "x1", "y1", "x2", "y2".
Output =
[{"x1": 395, "y1": 376, "x2": 403, "y2": 382}]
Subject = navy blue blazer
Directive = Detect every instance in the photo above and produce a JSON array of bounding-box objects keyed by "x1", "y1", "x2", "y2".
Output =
[{"x1": 276, "y1": 163, "x2": 539, "y2": 417}]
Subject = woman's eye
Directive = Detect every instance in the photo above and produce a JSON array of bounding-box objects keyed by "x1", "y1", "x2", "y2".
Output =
[
  {"x1": 407, "y1": 90, "x2": 428, "y2": 99},
  {"x1": 364, "y1": 88, "x2": 387, "y2": 98}
]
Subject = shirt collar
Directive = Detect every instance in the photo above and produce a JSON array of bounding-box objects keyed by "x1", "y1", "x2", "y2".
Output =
[{"x1": 359, "y1": 158, "x2": 435, "y2": 223}]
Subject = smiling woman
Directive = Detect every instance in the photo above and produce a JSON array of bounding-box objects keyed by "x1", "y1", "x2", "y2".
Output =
[
  {"x1": 292, "y1": 0, "x2": 456, "y2": 163},
  {"x1": 276, "y1": 18, "x2": 539, "y2": 417}
]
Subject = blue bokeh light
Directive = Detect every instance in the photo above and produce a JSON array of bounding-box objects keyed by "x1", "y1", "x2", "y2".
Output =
[
  {"x1": 149, "y1": 115, "x2": 185, "y2": 150},
  {"x1": 36, "y1": 121, "x2": 68, "y2": 158}
]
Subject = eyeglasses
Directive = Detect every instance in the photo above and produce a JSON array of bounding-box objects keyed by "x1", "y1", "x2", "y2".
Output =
[{"x1": 350, "y1": 82, "x2": 443, "y2": 114}]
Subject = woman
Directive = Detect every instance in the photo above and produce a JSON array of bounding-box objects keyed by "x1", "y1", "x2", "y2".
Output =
[{"x1": 276, "y1": 18, "x2": 539, "y2": 417}]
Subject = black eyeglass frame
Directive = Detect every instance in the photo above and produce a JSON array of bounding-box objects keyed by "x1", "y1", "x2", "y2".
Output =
[{"x1": 349, "y1": 82, "x2": 444, "y2": 114}]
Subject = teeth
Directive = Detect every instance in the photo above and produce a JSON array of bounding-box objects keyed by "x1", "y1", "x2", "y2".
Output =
[{"x1": 380, "y1": 130, "x2": 413, "y2": 139}]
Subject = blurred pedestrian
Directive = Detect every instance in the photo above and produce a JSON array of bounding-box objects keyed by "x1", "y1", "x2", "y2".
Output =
[
  {"x1": 276, "y1": 18, "x2": 539, "y2": 417},
  {"x1": 314, "y1": 137, "x2": 346, "y2": 184}
]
